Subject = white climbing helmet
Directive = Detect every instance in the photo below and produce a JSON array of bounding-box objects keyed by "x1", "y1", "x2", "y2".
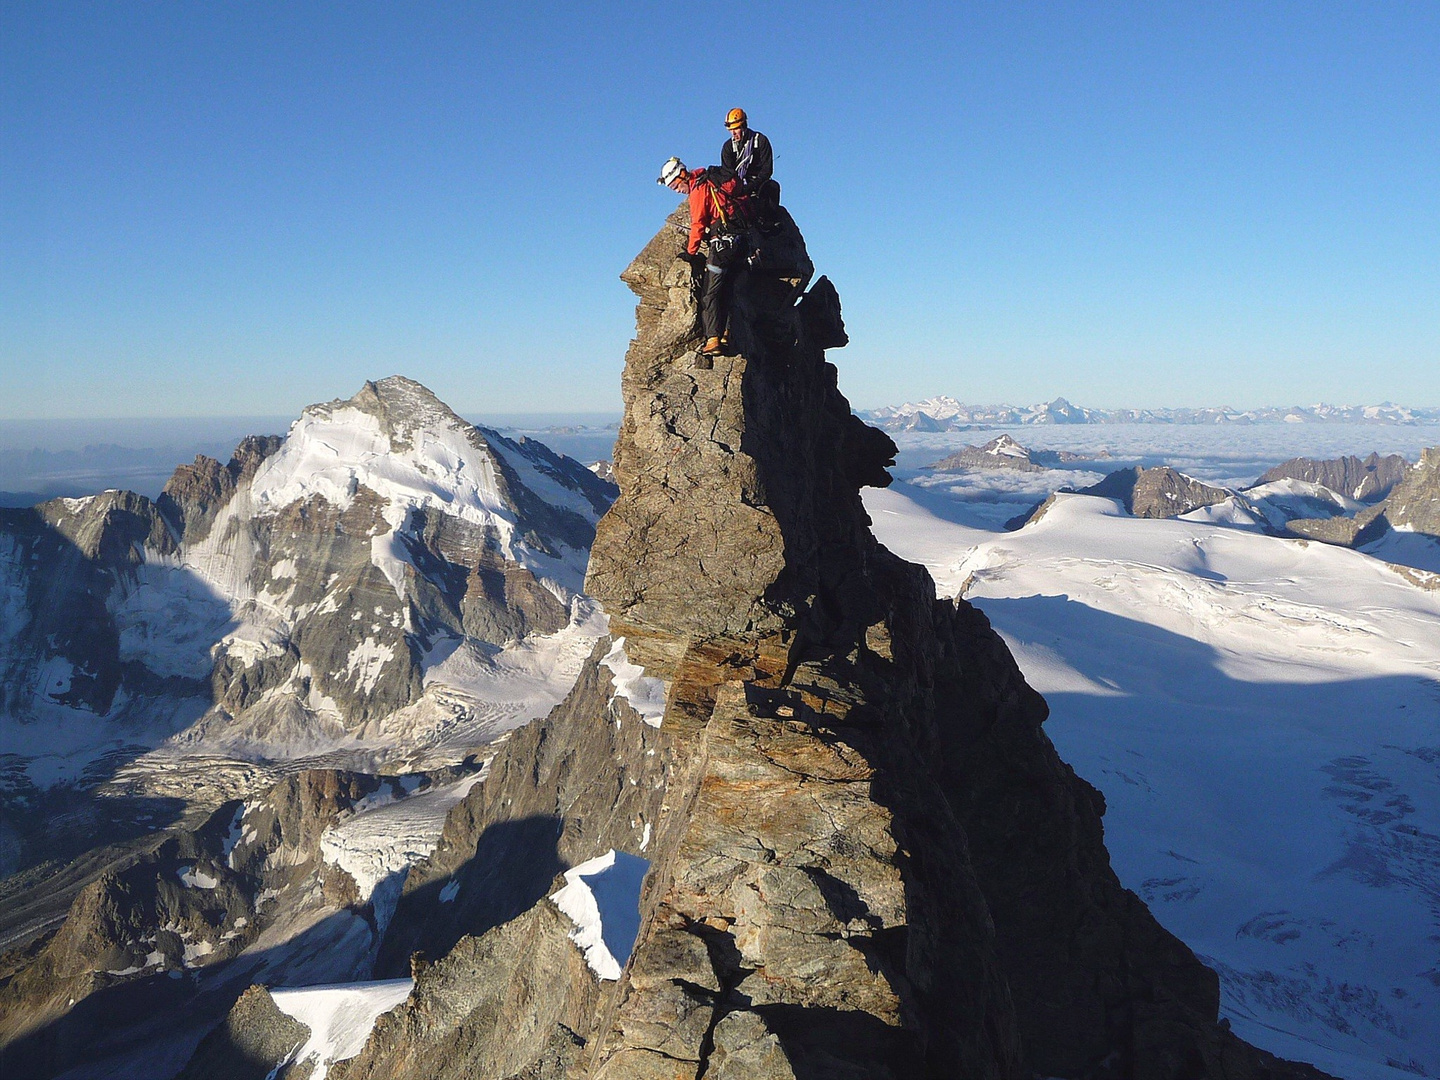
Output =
[{"x1": 657, "y1": 156, "x2": 687, "y2": 186}]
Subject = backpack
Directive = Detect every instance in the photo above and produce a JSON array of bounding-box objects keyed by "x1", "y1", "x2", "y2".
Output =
[{"x1": 693, "y1": 166, "x2": 753, "y2": 236}]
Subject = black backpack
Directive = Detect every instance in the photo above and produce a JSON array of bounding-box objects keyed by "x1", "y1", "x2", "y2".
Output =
[{"x1": 694, "y1": 163, "x2": 738, "y2": 188}]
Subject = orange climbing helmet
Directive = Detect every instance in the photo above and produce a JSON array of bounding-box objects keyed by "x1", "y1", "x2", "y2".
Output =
[{"x1": 725, "y1": 107, "x2": 747, "y2": 131}]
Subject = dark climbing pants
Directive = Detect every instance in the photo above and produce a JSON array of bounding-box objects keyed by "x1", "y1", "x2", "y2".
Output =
[
  {"x1": 701, "y1": 264, "x2": 732, "y2": 341},
  {"x1": 701, "y1": 236, "x2": 745, "y2": 341}
]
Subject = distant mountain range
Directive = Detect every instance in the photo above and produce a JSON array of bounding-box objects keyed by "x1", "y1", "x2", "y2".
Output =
[{"x1": 861, "y1": 396, "x2": 1440, "y2": 431}]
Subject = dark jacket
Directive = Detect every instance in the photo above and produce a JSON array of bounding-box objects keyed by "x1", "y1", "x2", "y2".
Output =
[{"x1": 720, "y1": 129, "x2": 773, "y2": 194}]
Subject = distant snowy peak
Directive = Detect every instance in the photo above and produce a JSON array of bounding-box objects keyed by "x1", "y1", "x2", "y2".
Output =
[
  {"x1": 928, "y1": 433, "x2": 1098, "y2": 473},
  {"x1": 252, "y1": 376, "x2": 612, "y2": 583},
  {"x1": 0, "y1": 376, "x2": 619, "y2": 783},
  {"x1": 862, "y1": 398, "x2": 1440, "y2": 431},
  {"x1": 868, "y1": 396, "x2": 1098, "y2": 429}
]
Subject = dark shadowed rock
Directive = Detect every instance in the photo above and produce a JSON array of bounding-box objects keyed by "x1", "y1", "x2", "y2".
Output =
[{"x1": 175, "y1": 984, "x2": 311, "y2": 1080}]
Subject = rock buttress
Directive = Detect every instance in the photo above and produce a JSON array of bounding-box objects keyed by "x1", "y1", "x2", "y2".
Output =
[
  {"x1": 585, "y1": 206, "x2": 894, "y2": 645},
  {"x1": 322, "y1": 210, "x2": 1334, "y2": 1080}
]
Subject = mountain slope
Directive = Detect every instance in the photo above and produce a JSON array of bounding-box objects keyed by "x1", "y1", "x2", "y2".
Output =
[{"x1": 0, "y1": 377, "x2": 617, "y2": 797}]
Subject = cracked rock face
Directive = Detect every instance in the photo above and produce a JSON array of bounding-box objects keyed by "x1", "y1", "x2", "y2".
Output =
[
  {"x1": 585, "y1": 206, "x2": 895, "y2": 644},
  {"x1": 309, "y1": 212, "x2": 1333, "y2": 1080}
]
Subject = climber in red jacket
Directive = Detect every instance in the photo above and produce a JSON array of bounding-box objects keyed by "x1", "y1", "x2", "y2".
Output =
[{"x1": 658, "y1": 156, "x2": 748, "y2": 356}]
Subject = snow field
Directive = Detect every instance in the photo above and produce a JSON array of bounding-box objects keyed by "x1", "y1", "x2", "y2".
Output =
[
  {"x1": 319, "y1": 773, "x2": 485, "y2": 936},
  {"x1": 269, "y1": 978, "x2": 413, "y2": 1080},
  {"x1": 250, "y1": 402, "x2": 588, "y2": 602},
  {"x1": 865, "y1": 484, "x2": 1440, "y2": 1080},
  {"x1": 599, "y1": 637, "x2": 668, "y2": 726}
]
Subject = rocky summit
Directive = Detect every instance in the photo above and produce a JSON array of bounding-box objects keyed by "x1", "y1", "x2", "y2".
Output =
[{"x1": 223, "y1": 208, "x2": 1328, "y2": 1079}]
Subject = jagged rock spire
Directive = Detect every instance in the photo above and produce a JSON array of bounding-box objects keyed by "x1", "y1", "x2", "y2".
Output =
[{"x1": 586, "y1": 207, "x2": 897, "y2": 646}]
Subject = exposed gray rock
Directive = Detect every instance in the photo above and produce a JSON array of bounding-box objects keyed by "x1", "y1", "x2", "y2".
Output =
[
  {"x1": 1283, "y1": 503, "x2": 1390, "y2": 546},
  {"x1": 928, "y1": 433, "x2": 1095, "y2": 473},
  {"x1": 1382, "y1": 447, "x2": 1440, "y2": 536},
  {"x1": 1083, "y1": 465, "x2": 1232, "y2": 519},
  {"x1": 332, "y1": 903, "x2": 593, "y2": 1080},
  {"x1": 0, "y1": 767, "x2": 454, "y2": 1078},
  {"x1": 930, "y1": 433, "x2": 1047, "y2": 472},
  {"x1": 1278, "y1": 447, "x2": 1439, "y2": 549},
  {"x1": 1005, "y1": 491, "x2": 1061, "y2": 530},
  {"x1": 157, "y1": 435, "x2": 284, "y2": 545},
  {"x1": 1257, "y1": 452, "x2": 1410, "y2": 503},
  {"x1": 1006, "y1": 466, "x2": 1231, "y2": 529},
  {"x1": 584, "y1": 203, "x2": 892, "y2": 643}
]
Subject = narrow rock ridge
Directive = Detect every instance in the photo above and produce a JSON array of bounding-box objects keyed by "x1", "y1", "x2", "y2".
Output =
[{"x1": 318, "y1": 211, "x2": 1334, "y2": 1079}]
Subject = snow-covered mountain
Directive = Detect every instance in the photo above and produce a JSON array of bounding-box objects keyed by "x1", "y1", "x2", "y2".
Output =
[
  {"x1": 864, "y1": 397, "x2": 1440, "y2": 432},
  {"x1": 928, "y1": 432, "x2": 1101, "y2": 472},
  {"x1": 0, "y1": 376, "x2": 618, "y2": 795}
]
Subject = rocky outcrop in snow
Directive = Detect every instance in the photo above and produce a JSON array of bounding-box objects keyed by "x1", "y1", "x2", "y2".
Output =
[
  {"x1": 1276, "y1": 448, "x2": 1440, "y2": 552},
  {"x1": 1256, "y1": 452, "x2": 1410, "y2": 503},
  {"x1": 1010, "y1": 464, "x2": 1234, "y2": 529}
]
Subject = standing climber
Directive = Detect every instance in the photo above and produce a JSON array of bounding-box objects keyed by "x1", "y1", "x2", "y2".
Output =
[
  {"x1": 720, "y1": 108, "x2": 779, "y2": 221},
  {"x1": 658, "y1": 156, "x2": 747, "y2": 356},
  {"x1": 719, "y1": 108, "x2": 773, "y2": 196}
]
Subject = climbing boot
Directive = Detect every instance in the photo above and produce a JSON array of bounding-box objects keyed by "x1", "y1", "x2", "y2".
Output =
[{"x1": 701, "y1": 336, "x2": 723, "y2": 355}]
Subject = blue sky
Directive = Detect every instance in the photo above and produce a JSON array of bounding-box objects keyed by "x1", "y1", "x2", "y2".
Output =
[{"x1": 2, "y1": 1, "x2": 1437, "y2": 419}]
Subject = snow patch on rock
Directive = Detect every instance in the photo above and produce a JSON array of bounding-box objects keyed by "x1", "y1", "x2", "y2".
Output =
[
  {"x1": 177, "y1": 865, "x2": 219, "y2": 889},
  {"x1": 600, "y1": 638, "x2": 668, "y2": 727},
  {"x1": 344, "y1": 639, "x2": 395, "y2": 695},
  {"x1": 550, "y1": 849, "x2": 649, "y2": 981},
  {"x1": 269, "y1": 978, "x2": 413, "y2": 1080}
]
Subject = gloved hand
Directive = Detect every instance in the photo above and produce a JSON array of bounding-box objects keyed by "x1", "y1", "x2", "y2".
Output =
[{"x1": 681, "y1": 251, "x2": 705, "y2": 268}]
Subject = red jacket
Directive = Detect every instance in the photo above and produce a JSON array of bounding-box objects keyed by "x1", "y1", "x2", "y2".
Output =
[{"x1": 685, "y1": 174, "x2": 742, "y2": 255}]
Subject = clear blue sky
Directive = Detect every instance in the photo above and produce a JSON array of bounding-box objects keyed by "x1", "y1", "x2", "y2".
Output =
[{"x1": 3, "y1": 1, "x2": 1437, "y2": 419}]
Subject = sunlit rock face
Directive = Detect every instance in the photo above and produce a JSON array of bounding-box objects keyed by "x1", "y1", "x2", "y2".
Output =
[{"x1": 318, "y1": 210, "x2": 1333, "y2": 1080}]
